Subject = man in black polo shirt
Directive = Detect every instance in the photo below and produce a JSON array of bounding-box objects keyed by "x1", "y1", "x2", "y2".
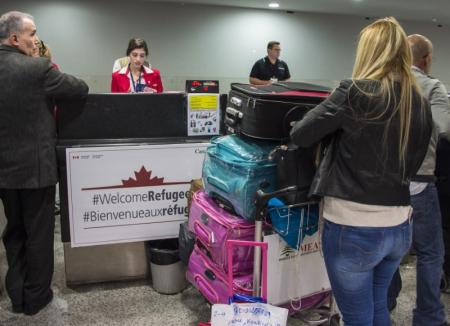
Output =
[{"x1": 249, "y1": 41, "x2": 290, "y2": 85}]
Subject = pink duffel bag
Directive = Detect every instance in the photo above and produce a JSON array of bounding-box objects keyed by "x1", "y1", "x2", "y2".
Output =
[{"x1": 188, "y1": 190, "x2": 255, "y2": 274}]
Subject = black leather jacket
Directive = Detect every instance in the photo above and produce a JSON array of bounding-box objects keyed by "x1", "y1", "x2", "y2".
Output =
[{"x1": 290, "y1": 79, "x2": 432, "y2": 206}]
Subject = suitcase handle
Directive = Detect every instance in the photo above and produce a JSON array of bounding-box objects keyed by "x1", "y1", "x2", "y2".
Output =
[
  {"x1": 229, "y1": 97, "x2": 243, "y2": 107},
  {"x1": 283, "y1": 105, "x2": 304, "y2": 136},
  {"x1": 210, "y1": 193, "x2": 237, "y2": 215},
  {"x1": 194, "y1": 274, "x2": 220, "y2": 303},
  {"x1": 226, "y1": 107, "x2": 243, "y2": 119},
  {"x1": 206, "y1": 176, "x2": 231, "y2": 194},
  {"x1": 224, "y1": 117, "x2": 237, "y2": 127},
  {"x1": 193, "y1": 221, "x2": 212, "y2": 245}
]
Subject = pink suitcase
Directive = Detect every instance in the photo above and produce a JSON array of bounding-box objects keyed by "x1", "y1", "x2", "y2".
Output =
[
  {"x1": 188, "y1": 190, "x2": 255, "y2": 274},
  {"x1": 186, "y1": 244, "x2": 253, "y2": 304}
]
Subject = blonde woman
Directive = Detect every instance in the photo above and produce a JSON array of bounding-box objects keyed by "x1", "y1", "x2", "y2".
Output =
[{"x1": 290, "y1": 17, "x2": 432, "y2": 325}]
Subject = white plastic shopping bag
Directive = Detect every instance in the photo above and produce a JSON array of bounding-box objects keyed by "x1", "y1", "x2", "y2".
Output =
[
  {"x1": 264, "y1": 232, "x2": 330, "y2": 306},
  {"x1": 211, "y1": 302, "x2": 288, "y2": 326}
]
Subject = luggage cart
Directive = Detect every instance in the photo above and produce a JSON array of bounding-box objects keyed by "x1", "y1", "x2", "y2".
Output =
[
  {"x1": 195, "y1": 186, "x2": 340, "y2": 325},
  {"x1": 253, "y1": 186, "x2": 340, "y2": 326}
]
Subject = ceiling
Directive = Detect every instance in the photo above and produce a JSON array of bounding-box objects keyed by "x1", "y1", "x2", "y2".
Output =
[{"x1": 142, "y1": 0, "x2": 449, "y2": 25}]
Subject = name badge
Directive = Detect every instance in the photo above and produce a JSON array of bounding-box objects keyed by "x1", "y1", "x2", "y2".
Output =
[{"x1": 135, "y1": 83, "x2": 147, "y2": 92}]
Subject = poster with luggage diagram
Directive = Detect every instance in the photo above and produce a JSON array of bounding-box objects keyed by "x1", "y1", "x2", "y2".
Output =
[{"x1": 187, "y1": 94, "x2": 220, "y2": 136}]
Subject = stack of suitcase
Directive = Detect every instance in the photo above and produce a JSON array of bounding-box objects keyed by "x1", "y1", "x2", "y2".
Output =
[
  {"x1": 186, "y1": 82, "x2": 331, "y2": 304},
  {"x1": 186, "y1": 189, "x2": 256, "y2": 303}
]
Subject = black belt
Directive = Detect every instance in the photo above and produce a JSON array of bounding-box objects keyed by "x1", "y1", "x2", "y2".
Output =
[{"x1": 412, "y1": 175, "x2": 437, "y2": 183}]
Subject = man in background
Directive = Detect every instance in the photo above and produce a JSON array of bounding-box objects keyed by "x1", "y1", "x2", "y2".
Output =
[
  {"x1": 388, "y1": 34, "x2": 450, "y2": 326},
  {"x1": 249, "y1": 41, "x2": 290, "y2": 85}
]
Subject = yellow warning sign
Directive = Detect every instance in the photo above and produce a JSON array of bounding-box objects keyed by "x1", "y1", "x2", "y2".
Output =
[{"x1": 189, "y1": 95, "x2": 218, "y2": 110}]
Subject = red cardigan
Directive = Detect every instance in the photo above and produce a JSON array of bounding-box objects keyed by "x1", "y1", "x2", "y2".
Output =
[{"x1": 111, "y1": 65, "x2": 163, "y2": 93}]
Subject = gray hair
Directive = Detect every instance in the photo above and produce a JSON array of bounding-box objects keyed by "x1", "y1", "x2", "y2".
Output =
[{"x1": 0, "y1": 11, "x2": 34, "y2": 42}]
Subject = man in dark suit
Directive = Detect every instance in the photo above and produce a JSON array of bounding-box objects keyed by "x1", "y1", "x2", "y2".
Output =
[{"x1": 0, "y1": 11, "x2": 88, "y2": 315}]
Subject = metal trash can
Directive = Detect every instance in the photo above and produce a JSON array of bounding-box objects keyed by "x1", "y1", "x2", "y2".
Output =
[{"x1": 147, "y1": 239, "x2": 188, "y2": 294}]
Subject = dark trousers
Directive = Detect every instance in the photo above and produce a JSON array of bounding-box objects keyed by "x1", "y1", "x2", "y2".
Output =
[
  {"x1": 437, "y1": 192, "x2": 450, "y2": 275},
  {"x1": 0, "y1": 186, "x2": 55, "y2": 312},
  {"x1": 388, "y1": 184, "x2": 446, "y2": 325}
]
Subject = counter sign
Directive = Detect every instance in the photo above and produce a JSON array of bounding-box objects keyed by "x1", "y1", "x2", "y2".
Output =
[{"x1": 66, "y1": 143, "x2": 208, "y2": 247}]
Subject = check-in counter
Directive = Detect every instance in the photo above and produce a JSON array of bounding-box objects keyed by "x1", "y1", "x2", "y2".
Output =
[{"x1": 57, "y1": 92, "x2": 226, "y2": 285}]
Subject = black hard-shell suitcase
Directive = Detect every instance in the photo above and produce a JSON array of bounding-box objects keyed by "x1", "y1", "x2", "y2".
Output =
[{"x1": 225, "y1": 82, "x2": 331, "y2": 141}]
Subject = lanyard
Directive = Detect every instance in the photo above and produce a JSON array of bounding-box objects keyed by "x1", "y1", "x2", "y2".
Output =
[{"x1": 129, "y1": 65, "x2": 143, "y2": 93}]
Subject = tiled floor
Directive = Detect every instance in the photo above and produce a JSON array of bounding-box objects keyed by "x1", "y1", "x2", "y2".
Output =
[{"x1": 0, "y1": 216, "x2": 448, "y2": 326}]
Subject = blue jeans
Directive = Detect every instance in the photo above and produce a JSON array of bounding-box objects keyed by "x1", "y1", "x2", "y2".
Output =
[
  {"x1": 411, "y1": 184, "x2": 446, "y2": 325},
  {"x1": 322, "y1": 219, "x2": 412, "y2": 326},
  {"x1": 387, "y1": 269, "x2": 402, "y2": 311}
]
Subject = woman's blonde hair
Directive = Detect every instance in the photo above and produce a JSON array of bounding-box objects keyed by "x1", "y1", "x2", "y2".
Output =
[{"x1": 352, "y1": 17, "x2": 423, "y2": 174}]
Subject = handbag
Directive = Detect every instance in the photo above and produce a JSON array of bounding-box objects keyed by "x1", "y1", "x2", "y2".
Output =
[{"x1": 270, "y1": 143, "x2": 317, "y2": 204}]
